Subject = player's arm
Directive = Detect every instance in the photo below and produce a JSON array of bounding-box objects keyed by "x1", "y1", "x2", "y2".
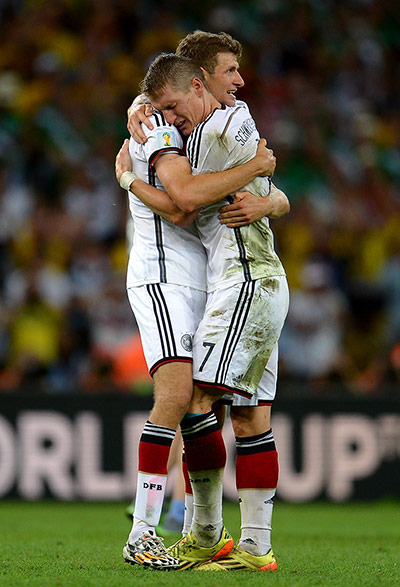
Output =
[
  {"x1": 153, "y1": 139, "x2": 275, "y2": 213},
  {"x1": 131, "y1": 180, "x2": 199, "y2": 227},
  {"x1": 117, "y1": 137, "x2": 274, "y2": 215},
  {"x1": 218, "y1": 184, "x2": 290, "y2": 227},
  {"x1": 127, "y1": 95, "x2": 153, "y2": 144},
  {"x1": 116, "y1": 140, "x2": 198, "y2": 227}
]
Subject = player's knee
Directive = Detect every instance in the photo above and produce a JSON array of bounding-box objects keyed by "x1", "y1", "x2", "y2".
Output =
[
  {"x1": 231, "y1": 417, "x2": 253, "y2": 437},
  {"x1": 230, "y1": 407, "x2": 270, "y2": 437},
  {"x1": 189, "y1": 386, "x2": 221, "y2": 414}
]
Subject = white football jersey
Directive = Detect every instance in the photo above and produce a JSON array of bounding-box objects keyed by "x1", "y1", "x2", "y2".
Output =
[
  {"x1": 186, "y1": 103, "x2": 285, "y2": 292},
  {"x1": 126, "y1": 112, "x2": 207, "y2": 291}
]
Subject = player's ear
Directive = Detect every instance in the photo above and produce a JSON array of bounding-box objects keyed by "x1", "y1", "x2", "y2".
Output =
[
  {"x1": 200, "y1": 66, "x2": 211, "y2": 85},
  {"x1": 191, "y1": 77, "x2": 204, "y2": 94}
]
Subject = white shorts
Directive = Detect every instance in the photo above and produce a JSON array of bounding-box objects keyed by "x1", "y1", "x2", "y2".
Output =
[
  {"x1": 192, "y1": 276, "x2": 289, "y2": 398},
  {"x1": 127, "y1": 284, "x2": 206, "y2": 376},
  {"x1": 221, "y1": 343, "x2": 279, "y2": 406}
]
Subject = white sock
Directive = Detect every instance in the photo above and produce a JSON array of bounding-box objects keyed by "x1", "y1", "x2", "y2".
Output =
[
  {"x1": 128, "y1": 520, "x2": 154, "y2": 544},
  {"x1": 182, "y1": 493, "x2": 193, "y2": 537},
  {"x1": 190, "y1": 468, "x2": 224, "y2": 546},
  {"x1": 128, "y1": 471, "x2": 167, "y2": 544},
  {"x1": 238, "y1": 488, "x2": 276, "y2": 556}
]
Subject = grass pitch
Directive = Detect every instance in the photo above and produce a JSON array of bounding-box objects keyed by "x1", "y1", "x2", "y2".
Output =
[{"x1": 0, "y1": 500, "x2": 398, "y2": 586}]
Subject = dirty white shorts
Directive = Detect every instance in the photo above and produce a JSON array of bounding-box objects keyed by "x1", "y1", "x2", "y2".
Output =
[{"x1": 192, "y1": 276, "x2": 289, "y2": 399}]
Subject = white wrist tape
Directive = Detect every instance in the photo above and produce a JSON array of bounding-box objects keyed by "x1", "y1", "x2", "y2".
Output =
[{"x1": 120, "y1": 171, "x2": 138, "y2": 191}]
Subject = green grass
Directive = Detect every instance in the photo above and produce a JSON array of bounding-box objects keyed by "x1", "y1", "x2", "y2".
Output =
[{"x1": 0, "y1": 500, "x2": 399, "y2": 586}]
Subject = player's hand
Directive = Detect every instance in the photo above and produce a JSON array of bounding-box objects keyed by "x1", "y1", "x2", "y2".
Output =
[
  {"x1": 115, "y1": 139, "x2": 132, "y2": 183},
  {"x1": 127, "y1": 101, "x2": 153, "y2": 144},
  {"x1": 255, "y1": 138, "x2": 276, "y2": 177},
  {"x1": 218, "y1": 191, "x2": 271, "y2": 227}
]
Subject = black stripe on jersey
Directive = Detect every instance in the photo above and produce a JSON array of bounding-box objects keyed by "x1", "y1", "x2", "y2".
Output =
[
  {"x1": 226, "y1": 194, "x2": 252, "y2": 281},
  {"x1": 234, "y1": 227, "x2": 251, "y2": 281},
  {"x1": 187, "y1": 108, "x2": 220, "y2": 169},
  {"x1": 215, "y1": 280, "x2": 256, "y2": 385},
  {"x1": 194, "y1": 115, "x2": 211, "y2": 168},
  {"x1": 220, "y1": 106, "x2": 242, "y2": 140},
  {"x1": 146, "y1": 283, "x2": 177, "y2": 357},
  {"x1": 154, "y1": 215, "x2": 166, "y2": 282},
  {"x1": 152, "y1": 111, "x2": 161, "y2": 127},
  {"x1": 186, "y1": 114, "x2": 204, "y2": 166},
  {"x1": 152, "y1": 111, "x2": 168, "y2": 127},
  {"x1": 148, "y1": 163, "x2": 156, "y2": 187},
  {"x1": 147, "y1": 166, "x2": 167, "y2": 283},
  {"x1": 221, "y1": 197, "x2": 252, "y2": 281}
]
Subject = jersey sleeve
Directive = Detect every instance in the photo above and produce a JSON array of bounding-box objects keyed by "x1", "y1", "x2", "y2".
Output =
[{"x1": 142, "y1": 115, "x2": 183, "y2": 167}]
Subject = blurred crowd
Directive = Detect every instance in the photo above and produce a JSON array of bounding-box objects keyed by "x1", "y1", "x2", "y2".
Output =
[{"x1": 0, "y1": 0, "x2": 399, "y2": 396}]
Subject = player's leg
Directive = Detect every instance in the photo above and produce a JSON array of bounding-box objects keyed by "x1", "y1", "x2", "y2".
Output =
[
  {"x1": 183, "y1": 385, "x2": 227, "y2": 540},
  {"x1": 227, "y1": 288, "x2": 286, "y2": 570},
  {"x1": 179, "y1": 401, "x2": 226, "y2": 537},
  {"x1": 181, "y1": 449, "x2": 193, "y2": 536},
  {"x1": 124, "y1": 284, "x2": 204, "y2": 569},
  {"x1": 159, "y1": 430, "x2": 186, "y2": 535},
  {"x1": 231, "y1": 404, "x2": 278, "y2": 555},
  {"x1": 194, "y1": 277, "x2": 288, "y2": 572},
  {"x1": 182, "y1": 279, "x2": 271, "y2": 553},
  {"x1": 195, "y1": 367, "x2": 280, "y2": 572},
  {"x1": 123, "y1": 361, "x2": 193, "y2": 569},
  {"x1": 169, "y1": 384, "x2": 234, "y2": 565},
  {"x1": 129, "y1": 361, "x2": 193, "y2": 541},
  {"x1": 206, "y1": 349, "x2": 281, "y2": 571},
  {"x1": 169, "y1": 279, "x2": 260, "y2": 563},
  {"x1": 170, "y1": 277, "x2": 288, "y2": 565},
  {"x1": 125, "y1": 428, "x2": 185, "y2": 528}
]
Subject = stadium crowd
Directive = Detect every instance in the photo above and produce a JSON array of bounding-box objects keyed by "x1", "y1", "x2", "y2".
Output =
[{"x1": 0, "y1": 0, "x2": 399, "y2": 395}]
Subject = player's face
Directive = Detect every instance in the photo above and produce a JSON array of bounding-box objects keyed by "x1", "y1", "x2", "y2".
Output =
[
  {"x1": 151, "y1": 83, "x2": 204, "y2": 136},
  {"x1": 202, "y1": 52, "x2": 244, "y2": 106}
]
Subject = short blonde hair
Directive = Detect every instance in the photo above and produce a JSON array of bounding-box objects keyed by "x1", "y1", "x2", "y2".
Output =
[{"x1": 140, "y1": 53, "x2": 207, "y2": 100}]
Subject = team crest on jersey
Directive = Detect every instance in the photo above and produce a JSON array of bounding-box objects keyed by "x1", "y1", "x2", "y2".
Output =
[
  {"x1": 157, "y1": 131, "x2": 176, "y2": 148},
  {"x1": 180, "y1": 334, "x2": 193, "y2": 352}
]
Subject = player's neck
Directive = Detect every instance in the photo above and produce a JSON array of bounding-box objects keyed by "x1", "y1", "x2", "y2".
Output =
[{"x1": 201, "y1": 94, "x2": 223, "y2": 122}]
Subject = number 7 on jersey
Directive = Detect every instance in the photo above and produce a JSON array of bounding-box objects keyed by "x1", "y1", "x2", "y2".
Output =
[{"x1": 198, "y1": 341, "x2": 215, "y2": 372}]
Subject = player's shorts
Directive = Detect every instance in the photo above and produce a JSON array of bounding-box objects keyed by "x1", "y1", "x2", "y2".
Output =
[
  {"x1": 221, "y1": 342, "x2": 279, "y2": 406},
  {"x1": 192, "y1": 276, "x2": 289, "y2": 399},
  {"x1": 127, "y1": 283, "x2": 206, "y2": 376}
]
